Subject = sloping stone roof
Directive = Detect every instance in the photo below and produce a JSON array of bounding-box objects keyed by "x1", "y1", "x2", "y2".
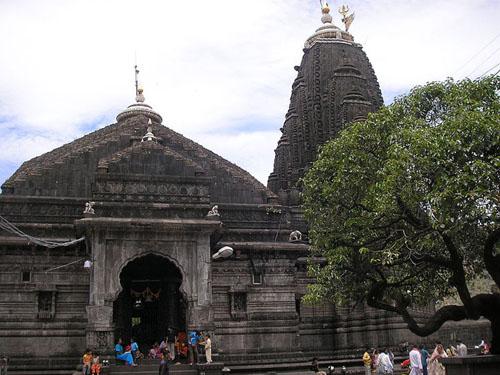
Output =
[{"x1": 2, "y1": 114, "x2": 276, "y2": 204}]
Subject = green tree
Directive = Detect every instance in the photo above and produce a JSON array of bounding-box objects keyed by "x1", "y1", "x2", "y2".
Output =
[{"x1": 303, "y1": 77, "x2": 500, "y2": 353}]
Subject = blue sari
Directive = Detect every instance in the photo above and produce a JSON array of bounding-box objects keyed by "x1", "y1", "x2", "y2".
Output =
[{"x1": 115, "y1": 343, "x2": 134, "y2": 365}]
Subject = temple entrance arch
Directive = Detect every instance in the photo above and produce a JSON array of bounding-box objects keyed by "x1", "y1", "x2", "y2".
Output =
[
  {"x1": 80, "y1": 217, "x2": 219, "y2": 353},
  {"x1": 113, "y1": 254, "x2": 187, "y2": 345}
]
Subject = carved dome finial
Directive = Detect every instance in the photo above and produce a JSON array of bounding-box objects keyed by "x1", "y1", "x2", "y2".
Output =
[{"x1": 117, "y1": 66, "x2": 163, "y2": 123}]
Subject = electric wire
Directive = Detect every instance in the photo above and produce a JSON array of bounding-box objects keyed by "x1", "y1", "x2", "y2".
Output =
[
  {"x1": 478, "y1": 62, "x2": 500, "y2": 78},
  {"x1": 453, "y1": 32, "x2": 500, "y2": 76},
  {"x1": 467, "y1": 46, "x2": 500, "y2": 77},
  {"x1": 0, "y1": 215, "x2": 85, "y2": 248}
]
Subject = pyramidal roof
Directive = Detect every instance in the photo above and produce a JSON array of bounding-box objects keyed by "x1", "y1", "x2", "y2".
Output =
[{"x1": 3, "y1": 91, "x2": 276, "y2": 205}]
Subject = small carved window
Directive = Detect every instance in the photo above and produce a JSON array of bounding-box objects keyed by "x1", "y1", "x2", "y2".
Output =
[
  {"x1": 295, "y1": 296, "x2": 301, "y2": 321},
  {"x1": 252, "y1": 271, "x2": 262, "y2": 285},
  {"x1": 37, "y1": 291, "x2": 56, "y2": 320},
  {"x1": 230, "y1": 292, "x2": 247, "y2": 320},
  {"x1": 21, "y1": 271, "x2": 31, "y2": 282},
  {"x1": 233, "y1": 293, "x2": 246, "y2": 312}
]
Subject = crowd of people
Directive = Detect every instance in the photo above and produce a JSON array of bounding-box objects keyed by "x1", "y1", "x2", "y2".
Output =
[
  {"x1": 81, "y1": 333, "x2": 491, "y2": 374},
  {"x1": 146, "y1": 330, "x2": 212, "y2": 365},
  {"x1": 362, "y1": 348, "x2": 396, "y2": 374},
  {"x1": 80, "y1": 329, "x2": 213, "y2": 374},
  {"x1": 360, "y1": 338, "x2": 490, "y2": 375}
]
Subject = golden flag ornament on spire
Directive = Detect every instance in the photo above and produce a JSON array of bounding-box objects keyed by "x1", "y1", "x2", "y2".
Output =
[{"x1": 339, "y1": 4, "x2": 355, "y2": 32}]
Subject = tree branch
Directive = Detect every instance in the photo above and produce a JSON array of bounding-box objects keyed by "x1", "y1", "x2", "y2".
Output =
[
  {"x1": 396, "y1": 196, "x2": 428, "y2": 230},
  {"x1": 484, "y1": 228, "x2": 500, "y2": 287},
  {"x1": 440, "y1": 231, "x2": 477, "y2": 318},
  {"x1": 368, "y1": 291, "x2": 500, "y2": 337}
]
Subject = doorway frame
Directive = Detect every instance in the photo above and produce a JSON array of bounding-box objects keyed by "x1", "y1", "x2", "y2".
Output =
[{"x1": 76, "y1": 217, "x2": 220, "y2": 353}]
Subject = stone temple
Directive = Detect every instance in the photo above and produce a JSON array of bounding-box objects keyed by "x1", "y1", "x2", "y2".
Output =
[{"x1": 0, "y1": 5, "x2": 488, "y2": 374}]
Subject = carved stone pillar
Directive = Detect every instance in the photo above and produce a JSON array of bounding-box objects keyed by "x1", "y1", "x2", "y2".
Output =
[{"x1": 86, "y1": 305, "x2": 114, "y2": 354}]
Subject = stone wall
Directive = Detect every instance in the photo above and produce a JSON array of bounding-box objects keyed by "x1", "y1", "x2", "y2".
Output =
[{"x1": 0, "y1": 243, "x2": 88, "y2": 357}]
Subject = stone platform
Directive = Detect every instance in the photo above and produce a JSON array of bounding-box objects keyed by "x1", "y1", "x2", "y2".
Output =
[{"x1": 104, "y1": 361, "x2": 198, "y2": 375}]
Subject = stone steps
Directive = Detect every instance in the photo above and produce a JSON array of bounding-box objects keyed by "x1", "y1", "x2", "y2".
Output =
[{"x1": 108, "y1": 362, "x2": 197, "y2": 375}]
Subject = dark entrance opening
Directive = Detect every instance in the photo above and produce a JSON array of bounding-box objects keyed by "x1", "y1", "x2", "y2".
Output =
[{"x1": 113, "y1": 254, "x2": 186, "y2": 346}]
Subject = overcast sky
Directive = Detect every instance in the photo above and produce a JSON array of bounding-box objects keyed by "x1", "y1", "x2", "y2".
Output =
[{"x1": 0, "y1": 0, "x2": 499, "y2": 187}]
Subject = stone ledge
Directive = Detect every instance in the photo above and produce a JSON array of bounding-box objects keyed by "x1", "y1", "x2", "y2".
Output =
[
  {"x1": 442, "y1": 355, "x2": 500, "y2": 375},
  {"x1": 197, "y1": 362, "x2": 225, "y2": 375}
]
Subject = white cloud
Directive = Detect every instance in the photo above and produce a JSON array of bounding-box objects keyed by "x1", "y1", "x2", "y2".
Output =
[{"x1": 0, "y1": 0, "x2": 499, "y2": 184}]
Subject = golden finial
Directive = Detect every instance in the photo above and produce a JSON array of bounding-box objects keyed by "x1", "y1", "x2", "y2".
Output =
[
  {"x1": 321, "y1": 2, "x2": 330, "y2": 14},
  {"x1": 338, "y1": 4, "x2": 355, "y2": 32},
  {"x1": 319, "y1": 0, "x2": 332, "y2": 23}
]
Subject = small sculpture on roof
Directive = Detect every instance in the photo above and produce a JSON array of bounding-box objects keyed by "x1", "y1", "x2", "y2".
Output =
[
  {"x1": 142, "y1": 119, "x2": 158, "y2": 142},
  {"x1": 289, "y1": 230, "x2": 302, "y2": 242},
  {"x1": 339, "y1": 4, "x2": 355, "y2": 32},
  {"x1": 207, "y1": 205, "x2": 220, "y2": 218},
  {"x1": 83, "y1": 201, "x2": 95, "y2": 215}
]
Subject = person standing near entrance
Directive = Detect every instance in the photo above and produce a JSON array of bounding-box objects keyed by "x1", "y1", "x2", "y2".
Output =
[
  {"x1": 202, "y1": 334, "x2": 212, "y2": 364},
  {"x1": 158, "y1": 348, "x2": 170, "y2": 375},
  {"x1": 130, "y1": 338, "x2": 139, "y2": 364},
  {"x1": 188, "y1": 330, "x2": 199, "y2": 365},
  {"x1": 166, "y1": 327, "x2": 176, "y2": 361}
]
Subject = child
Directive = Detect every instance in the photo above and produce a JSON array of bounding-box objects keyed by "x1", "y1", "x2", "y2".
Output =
[
  {"x1": 202, "y1": 334, "x2": 212, "y2": 364},
  {"x1": 91, "y1": 352, "x2": 101, "y2": 375},
  {"x1": 82, "y1": 349, "x2": 92, "y2": 375}
]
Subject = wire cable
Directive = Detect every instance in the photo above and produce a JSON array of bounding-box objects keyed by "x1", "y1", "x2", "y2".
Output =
[
  {"x1": 453, "y1": 32, "x2": 500, "y2": 76},
  {"x1": 467, "y1": 46, "x2": 500, "y2": 77},
  {"x1": 478, "y1": 61, "x2": 500, "y2": 78},
  {"x1": 0, "y1": 215, "x2": 85, "y2": 248}
]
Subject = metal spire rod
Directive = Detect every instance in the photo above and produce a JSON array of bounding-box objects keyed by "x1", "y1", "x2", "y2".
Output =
[{"x1": 135, "y1": 65, "x2": 140, "y2": 96}]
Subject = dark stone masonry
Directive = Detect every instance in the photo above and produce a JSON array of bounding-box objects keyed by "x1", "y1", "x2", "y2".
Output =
[{"x1": 0, "y1": 6, "x2": 489, "y2": 373}]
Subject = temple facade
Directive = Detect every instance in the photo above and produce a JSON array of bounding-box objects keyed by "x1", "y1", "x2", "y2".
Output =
[{"x1": 0, "y1": 5, "x2": 489, "y2": 373}]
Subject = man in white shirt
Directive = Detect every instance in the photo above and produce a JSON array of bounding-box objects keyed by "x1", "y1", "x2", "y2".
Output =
[
  {"x1": 377, "y1": 348, "x2": 394, "y2": 374},
  {"x1": 456, "y1": 340, "x2": 467, "y2": 357},
  {"x1": 409, "y1": 344, "x2": 423, "y2": 375}
]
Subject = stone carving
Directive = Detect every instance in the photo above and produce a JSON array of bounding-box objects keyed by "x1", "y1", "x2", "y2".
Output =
[
  {"x1": 207, "y1": 205, "x2": 220, "y2": 217},
  {"x1": 87, "y1": 330, "x2": 113, "y2": 351},
  {"x1": 289, "y1": 230, "x2": 302, "y2": 242},
  {"x1": 83, "y1": 202, "x2": 95, "y2": 215},
  {"x1": 86, "y1": 305, "x2": 113, "y2": 326},
  {"x1": 94, "y1": 179, "x2": 210, "y2": 204}
]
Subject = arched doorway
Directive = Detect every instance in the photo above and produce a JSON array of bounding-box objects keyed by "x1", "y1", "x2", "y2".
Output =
[{"x1": 113, "y1": 254, "x2": 186, "y2": 345}]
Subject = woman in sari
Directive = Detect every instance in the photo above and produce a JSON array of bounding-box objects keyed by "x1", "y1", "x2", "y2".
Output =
[
  {"x1": 428, "y1": 343, "x2": 447, "y2": 375},
  {"x1": 114, "y1": 338, "x2": 136, "y2": 366}
]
